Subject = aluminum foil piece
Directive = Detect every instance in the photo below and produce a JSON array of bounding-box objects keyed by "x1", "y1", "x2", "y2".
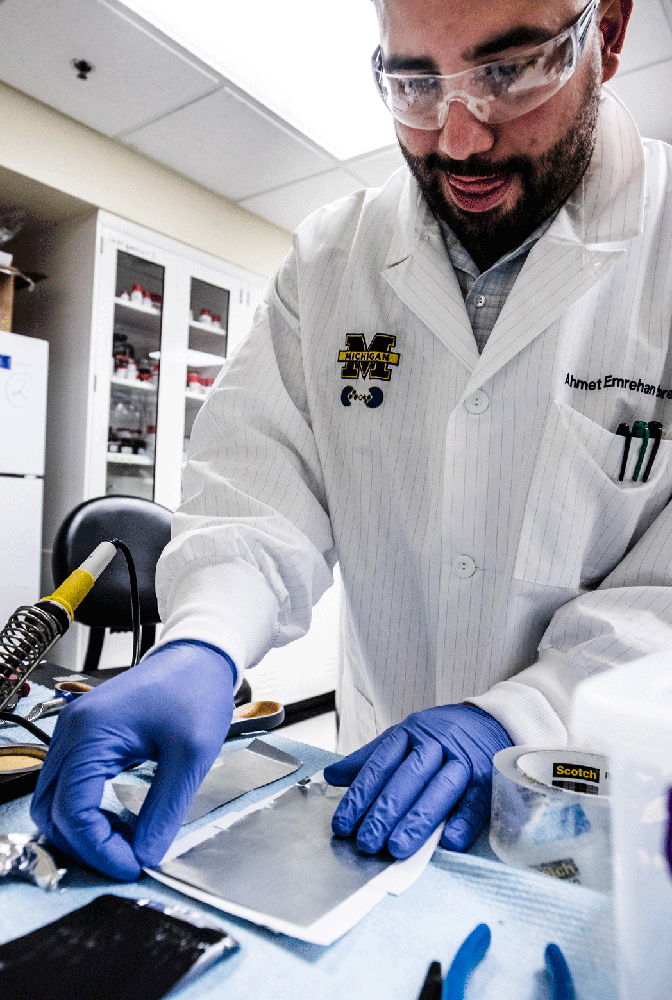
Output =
[
  {"x1": 0, "y1": 834, "x2": 66, "y2": 891},
  {"x1": 160, "y1": 779, "x2": 395, "y2": 928},
  {"x1": 114, "y1": 739, "x2": 302, "y2": 825}
]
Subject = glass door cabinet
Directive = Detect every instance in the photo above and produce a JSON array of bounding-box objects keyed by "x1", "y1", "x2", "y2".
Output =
[
  {"x1": 107, "y1": 249, "x2": 165, "y2": 501},
  {"x1": 184, "y1": 271, "x2": 231, "y2": 466},
  {"x1": 92, "y1": 224, "x2": 245, "y2": 513}
]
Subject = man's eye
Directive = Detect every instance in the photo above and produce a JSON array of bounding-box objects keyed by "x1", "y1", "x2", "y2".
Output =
[
  {"x1": 392, "y1": 76, "x2": 440, "y2": 101},
  {"x1": 484, "y1": 61, "x2": 527, "y2": 83},
  {"x1": 477, "y1": 58, "x2": 537, "y2": 92}
]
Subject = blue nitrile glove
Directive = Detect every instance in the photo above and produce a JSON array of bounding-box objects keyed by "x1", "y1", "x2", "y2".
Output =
[
  {"x1": 30, "y1": 639, "x2": 235, "y2": 881},
  {"x1": 323, "y1": 704, "x2": 512, "y2": 859}
]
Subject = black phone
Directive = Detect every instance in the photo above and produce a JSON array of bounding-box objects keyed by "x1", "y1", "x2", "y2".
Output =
[{"x1": 0, "y1": 893, "x2": 239, "y2": 1000}]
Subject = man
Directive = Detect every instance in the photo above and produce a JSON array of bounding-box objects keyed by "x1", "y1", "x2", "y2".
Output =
[{"x1": 34, "y1": 0, "x2": 659, "y2": 883}]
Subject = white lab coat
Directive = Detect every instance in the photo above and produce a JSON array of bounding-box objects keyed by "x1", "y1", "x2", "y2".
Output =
[{"x1": 156, "y1": 87, "x2": 672, "y2": 753}]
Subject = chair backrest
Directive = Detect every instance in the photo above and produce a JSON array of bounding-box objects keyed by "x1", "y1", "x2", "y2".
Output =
[{"x1": 51, "y1": 495, "x2": 172, "y2": 629}]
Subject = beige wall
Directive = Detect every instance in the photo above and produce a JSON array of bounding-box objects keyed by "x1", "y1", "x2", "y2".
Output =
[{"x1": 0, "y1": 81, "x2": 291, "y2": 278}]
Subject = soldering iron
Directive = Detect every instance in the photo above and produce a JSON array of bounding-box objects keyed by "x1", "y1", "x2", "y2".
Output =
[{"x1": 0, "y1": 539, "x2": 140, "y2": 738}]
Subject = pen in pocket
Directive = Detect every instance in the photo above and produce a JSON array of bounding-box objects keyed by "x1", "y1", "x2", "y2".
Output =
[{"x1": 617, "y1": 420, "x2": 663, "y2": 482}]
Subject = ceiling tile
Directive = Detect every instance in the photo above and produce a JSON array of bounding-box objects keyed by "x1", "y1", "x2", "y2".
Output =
[
  {"x1": 608, "y1": 60, "x2": 672, "y2": 143},
  {"x1": 0, "y1": 0, "x2": 218, "y2": 136},
  {"x1": 345, "y1": 147, "x2": 406, "y2": 187},
  {"x1": 122, "y1": 87, "x2": 336, "y2": 201},
  {"x1": 616, "y1": 0, "x2": 672, "y2": 76},
  {"x1": 239, "y1": 171, "x2": 364, "y2": 233}
]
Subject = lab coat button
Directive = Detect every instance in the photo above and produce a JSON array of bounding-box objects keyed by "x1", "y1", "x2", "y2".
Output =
[
  {"x1": 465, "y1": 391, "x2": 489, "y2": 414},
  {"x1": 454, "y1": 555, "x2": 476, "y2": 578}
]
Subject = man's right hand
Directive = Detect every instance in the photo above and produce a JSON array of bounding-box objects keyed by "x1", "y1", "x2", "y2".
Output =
[{"x1": 30, "y1": 640, "x2": 236, "y2": 880}]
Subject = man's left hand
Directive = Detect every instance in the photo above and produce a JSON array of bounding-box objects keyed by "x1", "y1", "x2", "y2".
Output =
[{"x1": 323, "y1": 704, "x2": 512, "y2": 859}]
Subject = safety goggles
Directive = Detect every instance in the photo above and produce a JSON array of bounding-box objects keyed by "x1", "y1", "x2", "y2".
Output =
[{"x1": 371, "y1": 0, "x2": 598, "y2": 129}]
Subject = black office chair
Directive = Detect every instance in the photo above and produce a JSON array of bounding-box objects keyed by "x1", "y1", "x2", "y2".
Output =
[
  {"x1": 50, "y1": 494, "x2": 251, "y2": 705},
  {"x1": 51, "y1": 495, "x2": 173, "y2": 674}
]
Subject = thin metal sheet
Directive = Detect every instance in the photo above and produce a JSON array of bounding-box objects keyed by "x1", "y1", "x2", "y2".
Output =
[
  {"x1": 113, "y1": 739, "x2": 301, "y2": 825},
  {"x1": 159, "y1": 780, "x2": 395, "y2": 928}
]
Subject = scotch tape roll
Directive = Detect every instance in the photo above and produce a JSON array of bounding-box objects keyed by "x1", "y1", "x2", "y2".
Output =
[{"x1": 489, "y1": 746, "x2": 612, "y2": 893}]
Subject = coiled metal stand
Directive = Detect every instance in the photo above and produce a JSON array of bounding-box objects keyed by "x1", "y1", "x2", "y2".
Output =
[{"x1": 0, "y1": 601, "x2": 70, "y2": 712}]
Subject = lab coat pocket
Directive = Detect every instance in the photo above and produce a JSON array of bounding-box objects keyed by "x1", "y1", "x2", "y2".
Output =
[{"x1": 514, "y1": 402, "x2": 672, "y2": 590}]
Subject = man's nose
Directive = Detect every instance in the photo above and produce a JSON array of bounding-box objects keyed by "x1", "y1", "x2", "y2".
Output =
[{"x1": 437, "y1": 99, "x2": 495, "y2": 160}]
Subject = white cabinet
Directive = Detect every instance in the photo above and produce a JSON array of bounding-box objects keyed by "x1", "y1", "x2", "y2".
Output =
[
  {"x1": 40, "y1": 211, "x2": 254, "y2": 668},
  {"x1": 91, "y1": 224, "x2": 246, "y2": 511}
]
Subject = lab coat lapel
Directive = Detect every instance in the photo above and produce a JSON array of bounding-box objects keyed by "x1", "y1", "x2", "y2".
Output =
[
  {"x1": 461, "y1": 86, "x2": 645, "y2": 400},
  {"x1": 461, "y1": 240, "x2": 624, "y2": 399},
  {"x1": 381, "y1": 177, "x2": 480, "y2": 373}
]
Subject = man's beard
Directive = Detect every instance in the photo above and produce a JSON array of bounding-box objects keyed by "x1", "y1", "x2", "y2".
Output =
[{"x1": 398, "y1": 63, "x2": 602, "y2": 270}]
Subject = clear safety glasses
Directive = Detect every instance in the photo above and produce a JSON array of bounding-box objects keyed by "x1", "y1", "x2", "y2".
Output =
[{"x1": 371, "y1": 0, "x2": 598, "y2": 129}]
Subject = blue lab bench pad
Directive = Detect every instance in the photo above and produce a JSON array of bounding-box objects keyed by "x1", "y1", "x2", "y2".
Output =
[{"x1": 0, "y1": 725, "x2": 617, "y2": 1000}]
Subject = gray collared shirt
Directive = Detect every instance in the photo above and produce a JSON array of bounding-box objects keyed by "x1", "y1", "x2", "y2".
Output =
[{"x1": 439, "y1": 210, "x2": 560, "y2": 353}]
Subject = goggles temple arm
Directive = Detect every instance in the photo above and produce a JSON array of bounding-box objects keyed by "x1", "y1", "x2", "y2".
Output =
[{"x1": 577, "y1": 0, "x2": 599, "y2": 52}]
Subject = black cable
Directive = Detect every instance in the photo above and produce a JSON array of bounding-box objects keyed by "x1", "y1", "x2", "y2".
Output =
[
  {"x1": 110, "y1": 539, "x2": 141, "y2": 668},
  {"x1": 0, "y1": 711, "x2": 50, "y2": 745}
]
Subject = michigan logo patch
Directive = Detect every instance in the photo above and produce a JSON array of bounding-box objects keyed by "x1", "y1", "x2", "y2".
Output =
[{"x1": 338, "y1": 333, "x2": 400, "y2": 407}]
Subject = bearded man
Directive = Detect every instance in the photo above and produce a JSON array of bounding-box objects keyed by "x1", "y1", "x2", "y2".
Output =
[{"x1": 35, "y1": 1, "x2": 664, "y2": 883}]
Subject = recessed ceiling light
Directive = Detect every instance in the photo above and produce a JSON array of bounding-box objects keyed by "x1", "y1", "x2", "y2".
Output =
[{"x1": 118, "y1": 0, "x2": 395, "y2": 160}]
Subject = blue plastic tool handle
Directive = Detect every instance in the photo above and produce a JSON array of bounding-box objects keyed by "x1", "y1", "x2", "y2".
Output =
[
  {"x1": 544, "y1": 943, "x2": 576, "y2": 1000},
  {"x1": 441, "y1": 923, "x2": 491, "y2": 1000}
]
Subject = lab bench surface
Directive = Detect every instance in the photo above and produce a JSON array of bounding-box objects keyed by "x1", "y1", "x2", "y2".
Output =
[{"x1": 0, "y1": 686, "x2": 617, "y2": 1000}]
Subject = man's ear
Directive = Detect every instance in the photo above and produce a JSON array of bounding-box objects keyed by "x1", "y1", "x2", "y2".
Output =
[{"x1": 599, "y1": 0, "x2": 633, "y2": 83}]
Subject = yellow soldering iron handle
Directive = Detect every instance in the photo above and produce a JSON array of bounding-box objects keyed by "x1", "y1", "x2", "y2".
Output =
[{"x1": 43, "y1": 541, "x2": 118, "y2": 620}]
